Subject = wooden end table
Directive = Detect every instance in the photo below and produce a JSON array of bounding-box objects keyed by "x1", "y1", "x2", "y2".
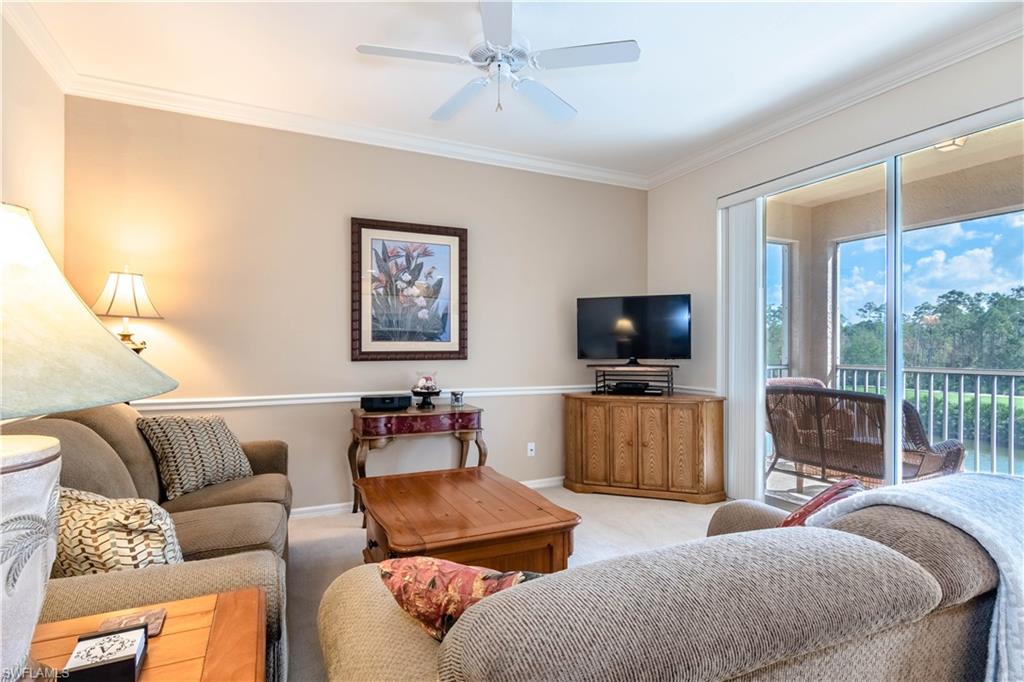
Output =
[
  {"x1": 356, "y1": 466, "x2": 580, "y2": 573},
  {"x1": 30, "y1": 588, "x2": 266, "y2": 682},
  {"x1": 348, "y1": 403, "x2": 487, "y2": 512}
]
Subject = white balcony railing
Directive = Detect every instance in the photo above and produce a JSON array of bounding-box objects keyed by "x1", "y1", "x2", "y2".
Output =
[{"x1": 835, "y1": 364, "x2": 1022, "y2": 476}]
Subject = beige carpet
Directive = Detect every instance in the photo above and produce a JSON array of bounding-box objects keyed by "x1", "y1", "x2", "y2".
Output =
[{"x1": 286, "y1": 486, "x2": 725, "y2": 681}]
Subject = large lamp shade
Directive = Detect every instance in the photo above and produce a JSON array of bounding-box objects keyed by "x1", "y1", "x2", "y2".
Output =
[
  {"x1": 1, "y1": 204, "x2": 177, "y2": 680},
  {"x1": 0, "y1": 204, "x2": 178, "y2": 419}
]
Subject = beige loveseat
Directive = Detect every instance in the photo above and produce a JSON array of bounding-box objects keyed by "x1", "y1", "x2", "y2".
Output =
[
  {"x1": 6, "y1": 403, "x2": 292, "y2": 682},
  {"x1": 319, "y1": 499, "x2": 996, "y2": 681}
]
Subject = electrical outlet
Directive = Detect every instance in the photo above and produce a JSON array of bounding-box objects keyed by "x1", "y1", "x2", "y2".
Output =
[{"x1": 527, "y1": 442, "x2": 536, "y2": 457}]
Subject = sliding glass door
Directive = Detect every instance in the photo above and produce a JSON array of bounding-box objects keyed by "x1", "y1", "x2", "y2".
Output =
[
  {"x1": 764, "y1": 163, "x2": 890, "y2": 501},
  {"x1": 898, "y1": 119, "x2": 1023, "y2": 478},
  {"x1": 761, "y1": 118, "x2": 1023, "y2": 502}
]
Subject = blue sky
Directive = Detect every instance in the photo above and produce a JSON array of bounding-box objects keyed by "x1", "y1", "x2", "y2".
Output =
[{"x1": 836, "y1": 210, "x2": 1023, "y2": 321}]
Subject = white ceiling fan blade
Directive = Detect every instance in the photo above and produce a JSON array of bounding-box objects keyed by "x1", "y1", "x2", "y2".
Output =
[
  {"x1": 513, "y1": 77, "x2": 576, "y2": 122},
  {"x1": 531, "y1": 40, "x2": 641, "y2": 69},
  {"x1": 356, "y1": 44, "x2": 470, "y2": 65},
  {"x1": 431, "y1": 77, "x2": 491, "y2": 121},
  {"x1": 480, "y1": 2, "x2": 514, "y2": 48}
]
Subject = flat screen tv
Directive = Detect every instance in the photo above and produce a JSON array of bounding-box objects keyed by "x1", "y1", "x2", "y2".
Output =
[{"x1": 576, "y1": 294, "x2": 691, "y2": 363}]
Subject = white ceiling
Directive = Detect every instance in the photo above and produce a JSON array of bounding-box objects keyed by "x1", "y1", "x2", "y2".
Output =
[{"x1": 6, "y1": 1, "x2": 1022, "y2": 188}]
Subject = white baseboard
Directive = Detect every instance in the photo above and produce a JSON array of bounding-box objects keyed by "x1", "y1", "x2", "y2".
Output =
[
  {"x1": 290, "y1": 475, "x2": 566, "y2": 519},
  {"x1": 290, "y1": 502, "x2": 351, "y2": 519},
  {"x1": 521, "y1": 476, "x2": 565, "y2": 489}
]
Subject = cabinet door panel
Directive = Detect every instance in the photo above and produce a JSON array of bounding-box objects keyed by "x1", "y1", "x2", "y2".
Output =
[
  {"x1": 668, "y1": 403, "x2": 700, "y2": 492},
  {"x1": 638, "y1": 404, "x2": 668, "y2": 489},
  {"x1": 608, "y1": 403, "x2": 637, "y2": 487},
  {"x1": 582, "y1": 403, "x2": 608, "y2": 485}
]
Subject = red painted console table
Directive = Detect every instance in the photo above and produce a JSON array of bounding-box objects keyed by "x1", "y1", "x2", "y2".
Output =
[{"x1": 348, "y1": 404, "x2": 487, "y2": 512}]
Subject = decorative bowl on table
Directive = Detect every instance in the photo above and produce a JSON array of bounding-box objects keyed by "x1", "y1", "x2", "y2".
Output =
[{"x1": 412, "y1": 372, "x2": 441, "y2": 410}]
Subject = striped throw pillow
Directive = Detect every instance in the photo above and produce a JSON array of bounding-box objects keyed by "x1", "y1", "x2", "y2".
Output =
[
  {"x1": 53, "y1": 488, "x2": 183, "y2": 577},
  {"x1": 137, "y1": 415, "x2": 253, "y2": 500}
]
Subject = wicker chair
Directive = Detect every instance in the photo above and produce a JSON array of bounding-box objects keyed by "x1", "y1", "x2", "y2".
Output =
[{"x1": 765, "y1": 385, "x2": 965, "y2": 487}]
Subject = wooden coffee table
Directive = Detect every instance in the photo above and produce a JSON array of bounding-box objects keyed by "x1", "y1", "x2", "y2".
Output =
[
  {"x1": 356, "y1": 466, "x2": 580, "y2": 573},
  {"x1": 30, "y1": 588, "x2": 265, "y2": 682}
]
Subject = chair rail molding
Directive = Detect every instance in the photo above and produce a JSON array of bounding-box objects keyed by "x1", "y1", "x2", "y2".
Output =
[
  {"x1": 132, "y1": 382, "x2": 716, "y2": 409},
  {"x1": 132, "y1": 384, "x2": 718, "y2": 411}
]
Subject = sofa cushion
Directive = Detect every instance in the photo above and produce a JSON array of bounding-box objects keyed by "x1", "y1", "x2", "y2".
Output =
[
  {"x1": 160, "y1": 473, "x2": 292, "y2": 514},
  {"x1": 2, "y1": 418, "x2": 138, "y2": 499},
  {"x1": 826, "y1": 504, "x2": 998, "y2": 609},
  {"x1": 781, "y1": 477, "x2": 865, "y2": 527},
  {"x1": 54, "y1": 488, "x2": 183, "y2": 578},
  {"x1": 52, "y1": 403, "x2": 163, "y2": 501},
  {"x1": 137, "y1": 415, "x2": 253, "y2": 500},
  {"x1": 438, "y1": 527, "x2": 941, "y2": 682},
  {"x1": 319, "y1": 563, "x2": 440, "y2": 682},
  {"x1": 380, "y1": 557, "x2": 540, "y2": 640},
  {"x1": 171, "y1": 502, "x2": 287, "y2": 560}
]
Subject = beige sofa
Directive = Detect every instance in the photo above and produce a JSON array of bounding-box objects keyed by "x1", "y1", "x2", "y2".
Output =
[
  {"x1": 6, "y1": 403, "x2": 292, "y2": 682},
  {"x1": 318, "y1": 499, "x2": 996, "y2": 681}
]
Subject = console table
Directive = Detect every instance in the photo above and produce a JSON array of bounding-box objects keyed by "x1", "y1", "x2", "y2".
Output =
[{"x1": 348, "y1": 404, "x2": 487, "y2": 512}]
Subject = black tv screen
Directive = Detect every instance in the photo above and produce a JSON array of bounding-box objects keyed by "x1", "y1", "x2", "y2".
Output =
[{"x1": 577, "y1": 294, "x2": 691, "y2": 361}]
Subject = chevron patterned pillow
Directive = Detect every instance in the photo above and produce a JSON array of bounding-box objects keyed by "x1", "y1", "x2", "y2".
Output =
[
  {"x1": 53, "y1": 487, "x2": 183, "y2": 578},
  {"x1": 137, "y1": 415, "x2": 253, "y2": 500}
]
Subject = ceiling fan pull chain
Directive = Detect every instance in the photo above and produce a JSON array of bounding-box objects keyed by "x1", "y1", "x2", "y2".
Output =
[{"x1": 496, "y1": 63, "x2": 503, "y2": 112}]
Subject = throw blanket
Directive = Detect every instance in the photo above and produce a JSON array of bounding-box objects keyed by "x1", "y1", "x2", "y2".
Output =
[{"x1": 806, "y1": 473, "x2": 1022, "y2": 682}]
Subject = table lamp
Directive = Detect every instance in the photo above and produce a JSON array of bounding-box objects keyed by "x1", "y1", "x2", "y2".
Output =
[
  {"x1": 1, "y1": 203, "x2": 177, "y2": 681},
  {"x1": 90, "y1": 269, "x2": 163, "y2": 353}
]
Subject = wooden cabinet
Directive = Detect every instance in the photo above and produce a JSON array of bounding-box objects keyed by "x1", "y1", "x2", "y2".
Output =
[
  {"x1": 564, "y1": 393, "x2": 725, "y2": 504},
  {"x1": 638, "y1": 403, "x2": 667, "y2": 490},
  {"x1": 608, "y1": 403, "x2": 637, "y2": 487}
]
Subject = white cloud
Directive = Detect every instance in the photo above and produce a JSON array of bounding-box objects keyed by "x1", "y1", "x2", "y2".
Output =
[
  {"x1": 902, "y1": 247, "x2": 1019, "y2": 308},
  {"x1": 1010, "y1": 214, "x2": 1024, "y2": 229},
  {"x1": 840, "y1": 265, "x2": 886, "y2": 319},
  {"x1": 904, "y1": 222, "x2": 981, "y2": 251},
  {"x1": 861, "y1": 236, "x2": 886, "y2": 253}
]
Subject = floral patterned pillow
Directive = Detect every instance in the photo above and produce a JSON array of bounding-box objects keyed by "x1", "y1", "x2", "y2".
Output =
[
  {"x1": 379, "y1": 556, "x2": 541, "y2": 640},
  {"x1": 780, "y1": 477, "x2": 865, "y2": 527}
]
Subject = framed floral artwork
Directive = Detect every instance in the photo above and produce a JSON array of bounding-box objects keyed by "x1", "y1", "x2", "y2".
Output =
[{"x1": 351, "y1": 217, "x2": 468, "y2": 361}]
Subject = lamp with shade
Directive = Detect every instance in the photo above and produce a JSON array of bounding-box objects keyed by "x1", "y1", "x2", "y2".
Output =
[
  {"x1": 0, "y1": 203, "x2": 177, "y2": 680},
  {"x1": 91, "y1": 269, "x2": 163, "y2": 353}
]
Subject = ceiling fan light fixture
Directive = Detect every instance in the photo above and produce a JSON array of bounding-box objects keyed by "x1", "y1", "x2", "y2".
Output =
[{"x1": 356, "y1": 1, "x2": 639, "y2": 122}]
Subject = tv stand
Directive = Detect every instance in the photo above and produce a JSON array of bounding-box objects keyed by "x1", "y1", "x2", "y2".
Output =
[{"x1": 586, "y1": 363, "x2": 678, "y2": 396}]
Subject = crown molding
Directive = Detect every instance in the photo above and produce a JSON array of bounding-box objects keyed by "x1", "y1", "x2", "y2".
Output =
[
  {"x1": 2, "y1": 2, "x2": 76, "y2": 91},
  {"x1": 2, "y1": 3, "x2": 648, "y2": 190},
  {"x1": 6, "y1": 2, "x2": 1021, "y2": 191},
  {"x1": 646, "y1": 8, "x2": 1024, "y2": 189}
]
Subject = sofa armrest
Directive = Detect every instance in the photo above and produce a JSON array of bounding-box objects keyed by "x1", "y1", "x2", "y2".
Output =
[
  {"x1": 319, "y1": 563, "x2": 440, "y2": 682},
  {"x1": 41, "y1": 550, "x2": 286, "y2": 641},
  {"x1": 706, "y1": 499, "x2": 788, "y2": 536},
  {"x1": 242, "y1": 440, "x2": 288, "y2": 475}
]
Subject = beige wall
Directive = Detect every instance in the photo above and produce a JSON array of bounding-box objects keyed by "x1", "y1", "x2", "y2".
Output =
[
  {"x1": 648, "y1": 38, "x2": 1024, "y2": 391},
  {"x1": 1, "y1": 19, "x2": 65, "y2": 264},
  {"x1": 63, "y1": 97, "x2": 647, "y2": 507}
]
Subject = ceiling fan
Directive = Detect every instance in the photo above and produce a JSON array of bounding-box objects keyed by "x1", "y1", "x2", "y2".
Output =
[{"x1": 356, "y1": 2, "x2": 640, "y2": 122}]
